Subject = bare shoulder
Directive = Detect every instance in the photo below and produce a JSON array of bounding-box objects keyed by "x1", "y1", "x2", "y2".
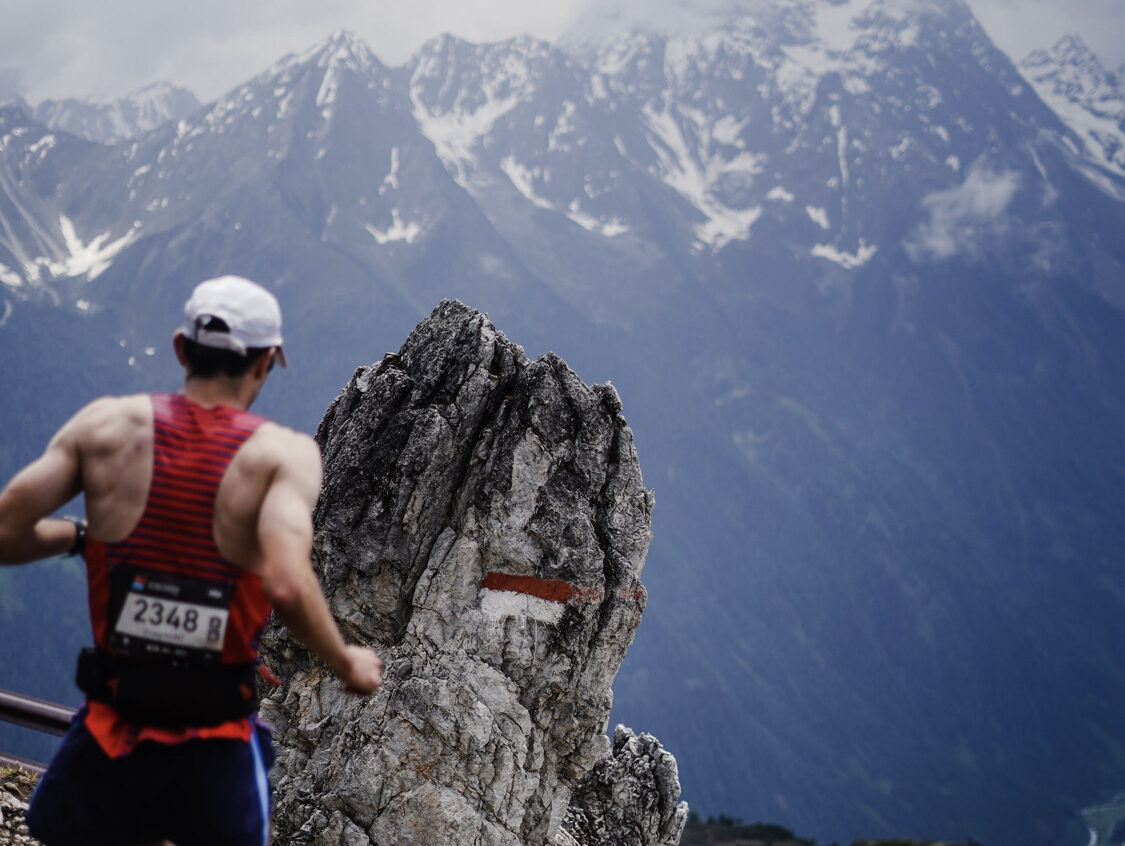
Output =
[
  {"x1": 248, "y1": 422, "x2": 321, "y2": 462},
  {"x1": 242, "y1": 422, "x2": 322, "y2": 487},
  {"x1": 52, "y1": 394, "x2": 151, "y2": 449},
  {"x1": 68, "y1": 394, "x2": 149, "y2": 424}
]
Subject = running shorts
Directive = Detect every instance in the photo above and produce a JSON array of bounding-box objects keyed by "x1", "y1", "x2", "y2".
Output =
[{"x1": 25, "y1": 711, "x2": 274, "y2": 846}]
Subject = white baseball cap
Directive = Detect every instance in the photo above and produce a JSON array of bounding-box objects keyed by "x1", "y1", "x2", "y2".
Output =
[{"x1": 181, "y1": 275, "x2": 287, "y2": 367}]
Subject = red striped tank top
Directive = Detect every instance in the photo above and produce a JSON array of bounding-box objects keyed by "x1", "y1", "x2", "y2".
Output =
[
  {"x1": 81, "y1": 393, "x2": 270, "y2": 755},
  {"x1": 85, "y1": 393, "x2": 269, "y2": 661}
]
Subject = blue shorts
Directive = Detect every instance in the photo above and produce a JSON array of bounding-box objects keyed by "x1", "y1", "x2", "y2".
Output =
[{"x1": 26, "y1": 712, "x2": 274, "y2": 846}]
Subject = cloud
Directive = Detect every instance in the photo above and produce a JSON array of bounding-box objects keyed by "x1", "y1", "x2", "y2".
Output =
[
  {"x1": 905, "y1": 161, "x2": 1021, "y2": 262},
  {"x1": 0, "y1": 0, "x2": 373, "y2": 102},
  {"x1": 0, "y1": 0, "x2": 594, "y2": 104},
  {"x1": 0, "y1": 68, "x2": 21, "y2": 100},
  {"x1": 0, "y1": 0, "x2": 1121, "y2": 104}
]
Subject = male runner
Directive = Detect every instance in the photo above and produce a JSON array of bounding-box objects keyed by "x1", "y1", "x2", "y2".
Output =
[{"x1": 0, "y1": 274, "x2": 382, "y2": 845}]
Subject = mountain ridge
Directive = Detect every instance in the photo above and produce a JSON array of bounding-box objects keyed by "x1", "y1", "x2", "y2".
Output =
[
  {"x1": 1, "y1": 82, "x2": 201, "y2": 145},
  {"x1": 1020, "y1": 34, "x2": 1125, "y2": 180},
  {"x1": 3, "y1": 19, "x2": 1122, "y2": 298}
]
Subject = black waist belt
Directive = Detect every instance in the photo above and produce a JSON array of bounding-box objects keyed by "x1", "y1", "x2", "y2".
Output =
[{"x1": 76, "y1": 648, "x2": 259, "y2": 729}]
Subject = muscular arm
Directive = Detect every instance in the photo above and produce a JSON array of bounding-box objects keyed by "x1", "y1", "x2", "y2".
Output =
[
  {"x1": 255, "y1": 433, "x2": 382, "y2": 694},
  {"x1": 0, "y1": 418, "x2": 85, "y2": 564}
]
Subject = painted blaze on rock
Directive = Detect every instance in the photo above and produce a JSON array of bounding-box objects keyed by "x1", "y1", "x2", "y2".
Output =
[{"x1": 260, "y1": 300, "x2": 683, "y2": 845}]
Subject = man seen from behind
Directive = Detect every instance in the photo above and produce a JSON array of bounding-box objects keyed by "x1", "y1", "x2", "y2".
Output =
[{"x1": 0, "y1": 274, "x2": 383, "y2": 845}]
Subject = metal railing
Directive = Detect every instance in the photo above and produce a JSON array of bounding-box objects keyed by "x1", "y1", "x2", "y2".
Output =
[{"x1": 0, "y1": 688, "x2": 76, "y2": 773}]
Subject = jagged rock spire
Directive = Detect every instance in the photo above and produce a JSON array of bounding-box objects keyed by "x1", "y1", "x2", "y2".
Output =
[{"x1": 260, "y1": 300, "x2": 679, "y2": 845}]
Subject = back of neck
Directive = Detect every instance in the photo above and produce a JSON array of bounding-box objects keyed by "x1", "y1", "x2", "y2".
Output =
[{"x1": 180, "y1": 377, "x2": 252, "y2": 411}]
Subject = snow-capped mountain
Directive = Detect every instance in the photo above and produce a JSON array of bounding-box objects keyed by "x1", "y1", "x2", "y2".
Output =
[
  {"x1": 31, "y1": 82, "x2": 201, "y2": 144},
  {"x1": 3, "y1": 7, "x2": 1125, "y2": 845},
  {"x1": 1020, "y1": 34, "x2": 1125, "y2": 181},
  {"x1": 0, "y1": 10, "x2": 1113, "y2": 316}
]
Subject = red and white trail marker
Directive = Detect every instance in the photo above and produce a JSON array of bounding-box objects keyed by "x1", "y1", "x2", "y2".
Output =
[{"x1": 479, "y1": 571, "x2": 603, "y2": 625}]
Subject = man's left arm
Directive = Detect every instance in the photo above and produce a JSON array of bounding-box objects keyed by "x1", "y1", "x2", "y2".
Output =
[{"x1": 0, "y1": 427, "x2": 84, "y2": 565}]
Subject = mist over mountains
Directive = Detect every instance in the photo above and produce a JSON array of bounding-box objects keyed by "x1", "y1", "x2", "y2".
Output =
[{"x1": 2, "y1": 1, "x2": 1125, "y2": 843}]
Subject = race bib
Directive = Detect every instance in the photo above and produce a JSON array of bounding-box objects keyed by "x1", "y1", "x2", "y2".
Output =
[{"x1": 110, "y1": 570, "x2": 234, "y2": 664}]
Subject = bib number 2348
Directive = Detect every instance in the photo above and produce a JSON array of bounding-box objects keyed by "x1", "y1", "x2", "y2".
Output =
[{"x1": 110, "y1": 572, "x2": 233, "y2": 664}]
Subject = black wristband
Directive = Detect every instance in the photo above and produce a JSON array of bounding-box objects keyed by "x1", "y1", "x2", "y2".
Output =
[{"x1": 65, "y1": 517, "x2": 87, "y2": 557}]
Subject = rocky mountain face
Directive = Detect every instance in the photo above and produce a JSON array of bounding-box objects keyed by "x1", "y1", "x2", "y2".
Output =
[
  {"x1": 3, "y1": 3, "x2": 1125, "y2": 843},
  {"x1": 1020, "y1": 35, "x2": 1125, "y2": 180},
  {"x1": 3, "y1": 82, "x2": 201, "y2": 145},
  {"x1": 258, "y1": 300, "x2": 686, "y2": 845}
]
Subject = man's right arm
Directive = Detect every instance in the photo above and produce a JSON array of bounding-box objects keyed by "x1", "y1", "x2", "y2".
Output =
[
  {"x1": 0, "y1": 409, "x2": 88, "y2": 564},
  {"x1": 255, "y1": 431, "x2": 383, "y2": 694}
]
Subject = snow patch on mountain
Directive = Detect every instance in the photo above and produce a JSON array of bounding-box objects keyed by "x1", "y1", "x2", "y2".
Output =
[
  {"x1": 565, "y1": 200, "x2": 629, "y2": 237},
  {"x1": 409, "y1": 35, "x2": 561, "y2": 188},
  {"x1": 806, "y1": 206, "x2": 830, "y2": 229},
  {"x1": 413, "y1": 93, "x2": 520, "y2": 186},
  {"x1": 53, "y1": 216, "x2": 140, "y2": 281},
  {"x1": 743, "y1": 0, "x2": 958, "y2": 118},
  {"x1": 197, "y1": 82, "x2": 265, "y2": 136},
  {"x1": 829, "y1": 105, "x2": 850, "y2": 186},
  {"x1": 594, "y1": 32, "x2": 654, "y2": 79},
  {"x1": 366, "y1": 210, "x2": 422, "y2": 245},
  {"x1": 696, "y1": 206, "x2": 762, "y2": 249},
  {"x1": 775, "y1": 43, "x2": 877, "y2": 113},
  {"x1": 501, "y1": 156, "x2": 555, "y2": 209},
  {"x1": 500, "y1": 155, "x2": 629, "y2": 236},
  {"x1": 549, "y1": 101, "x2": 579, "y2": 152},
  {"x1": 316, "y1": 67, "x2": 341, "y2": 116},
  {"x1": 381, "y1": 148, "x2": 401, "y2": 194},
  {"x1": 713, "y1": 116, "x2": 748, "y2": 148},
  {"x1": 812, "y1": 239, "x2": 877, "y2": 268},
  {"x1": 0, "y1": 263, "x2": 23, "y2": 288},
  {"x1": 27, "y1": 134, "x2": 56, "y2": 162},
  {"x1": 774, "y1": 14, "x2": 872, "y2": 106},
  {"x1": 7, "y1": 216, "x2": 141, "y2": 286},
  {"x1": 642, "y1": 103, "x2": 766, "y2": 249},
  {"x1": 275, "y1": 86, "x2": 298, "y2": 121},
  {"x1": 812, "y1": 0, "x2": 872, "y2": 52},
  {"x1": 312, "y1": 32, "x2": 380, "y2": 121}
]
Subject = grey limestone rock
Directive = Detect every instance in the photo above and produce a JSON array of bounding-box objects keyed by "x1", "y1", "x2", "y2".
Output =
[
  {"x1": 0, "y1": 767, "x2": 38, "y2": 846},
  {"x1": 560, "y1": 726, "x2": 689, "y2": 846},
  {"x1": 260, "y1": 300, "x2": 683, "y2": 845}
]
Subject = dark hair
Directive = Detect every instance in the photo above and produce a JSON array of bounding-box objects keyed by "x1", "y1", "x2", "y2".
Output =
[{"x1": 181, "y1": 337, "x2": 271, "y2": 379}]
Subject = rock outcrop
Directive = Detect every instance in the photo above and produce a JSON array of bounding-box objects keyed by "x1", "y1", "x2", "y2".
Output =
[
  {"x1": 260, "y1": 300, "x2": 684, "y2": 845},
  {"x1": 561, "y1": 726, "x2": 688, "y2": 846},
  {"x1": 0, "y1": 766, "x2": 37, "y2": 846}
]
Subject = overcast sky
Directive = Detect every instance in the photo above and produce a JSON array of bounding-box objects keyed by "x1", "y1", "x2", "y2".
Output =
[{"x1": 0, "y1": 0, "x2": 1121, "y2": 105}]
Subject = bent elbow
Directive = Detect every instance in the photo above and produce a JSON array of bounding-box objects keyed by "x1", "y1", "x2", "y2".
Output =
[
  {"x1": 262, "y1": 565, "x2": 314, "y2": 613},
  {"x1": 0, "y1": 524, "x2": 29, "y2": 565},
  {"x1": 263, "y1": 579, "x2": 299, "y2": 613}
]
